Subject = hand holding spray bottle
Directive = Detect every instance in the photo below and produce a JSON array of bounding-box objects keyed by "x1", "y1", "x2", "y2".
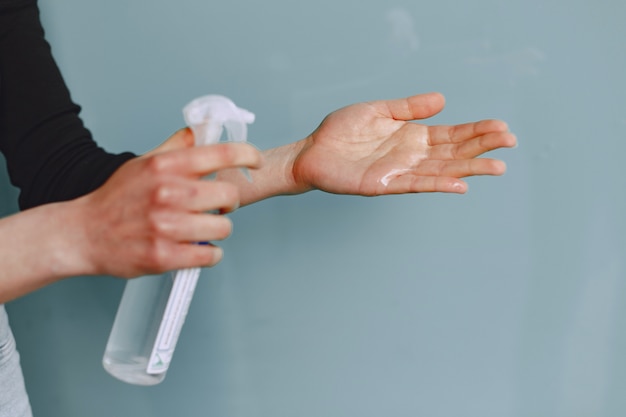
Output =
[{"x1": 102, "y1": 95, "x2": 254, "y2": 385}]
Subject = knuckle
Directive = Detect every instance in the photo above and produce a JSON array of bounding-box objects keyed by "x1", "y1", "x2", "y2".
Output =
[
  {"x1": 147, "y1": 210, "x2": 175, "y2": 236},
  {"x1": 145, "y1": 153, "x2": 172, "y2": 174},
  {"x1": 450, "y1": 143, "x2": 460, "y2": 159},
  {"x1": 153, "y1": 181, "x2": 198, "y2": 206},
  {"x1": 216, "y1": 182, "x2": 240, "y2": 206},
  {"x1": 152, "y1": 183, "x2": 173, "y2": 205},
  {"x1": 448, "y1": 125, "x2": 457, "y2": 141},
  {"x1": 147, "y1": 211, "x2": 163, "y2": 234},
  {"x1": 140, "y1": 239, "x2": 170, "y2": 272}
]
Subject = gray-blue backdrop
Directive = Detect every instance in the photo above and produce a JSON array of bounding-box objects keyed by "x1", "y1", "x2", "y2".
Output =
[{"x1": 4, "y1": 0, "x2": 626, "y2": 416}]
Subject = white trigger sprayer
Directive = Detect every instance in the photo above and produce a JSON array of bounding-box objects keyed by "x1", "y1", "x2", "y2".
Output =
[{"x1": 102, "y1": 95, "x2": 255, "y2": 385}]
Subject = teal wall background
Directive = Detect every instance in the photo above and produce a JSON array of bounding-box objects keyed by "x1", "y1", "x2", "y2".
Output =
[{"x1": 3, "y1": 0, "x2": 626, "y2": 416}]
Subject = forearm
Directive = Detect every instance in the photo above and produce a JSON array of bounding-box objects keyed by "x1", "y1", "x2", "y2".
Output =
[
  {"x1": 0, "y1": 200, "x2": 90, "y2": 303},
  {"x1": 216, "y1": 138, "x2": 312, "y2": 207}
]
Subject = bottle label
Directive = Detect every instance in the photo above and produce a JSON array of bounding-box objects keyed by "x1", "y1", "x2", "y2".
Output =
[{"x1": 147, "y1": 268, "x2": 200, "y2": 374}]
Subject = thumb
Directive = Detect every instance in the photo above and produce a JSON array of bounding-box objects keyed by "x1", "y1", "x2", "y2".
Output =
[{"x1": 143, "y1": 127, "x2": 195, "y2": 157}]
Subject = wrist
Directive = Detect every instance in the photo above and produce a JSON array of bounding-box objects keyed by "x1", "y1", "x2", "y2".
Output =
[
  {"x1": 272, "y1": 137, "x2": 313, "y2": 196},
  {"x1": 216, "y1": 138, "x2": 313, "y2": 206},
  {"x1": 36, "y1": 198, "x2": 97, "y2": 279}
]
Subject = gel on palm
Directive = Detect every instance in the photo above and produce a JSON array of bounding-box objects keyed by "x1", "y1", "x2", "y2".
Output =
[{"x1": 102, "y1": 95, "x2": 254, "y2": 385}]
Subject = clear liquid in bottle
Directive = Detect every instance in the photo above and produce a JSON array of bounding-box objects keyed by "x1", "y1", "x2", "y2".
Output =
[{"x1": 102, "y1": 269, "x2": 199, "y2": 385}]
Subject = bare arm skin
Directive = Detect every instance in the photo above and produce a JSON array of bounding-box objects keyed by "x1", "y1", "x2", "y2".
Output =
[{"x1": 0, "y1": 92, "x2": 516, "y2": 303}]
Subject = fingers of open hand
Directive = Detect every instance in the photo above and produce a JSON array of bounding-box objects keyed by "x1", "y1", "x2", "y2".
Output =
[
  {"x1": 428, "y1": 119, "x2": 511, "y2": 146},
  {"x1": 146, "y1": 142, "x2": 262, "y2": 177},
  {"x1": 414, "y1": 158, "x2": 507, "y2": 178},
  {"x1": 381, "y1": 175, "x2": 467, "y2": 195},
  {"x1": 429, "y1": 131, "x2": 517, "y2": 160},
  {"x1": 374, "y1": 158, "x2": 504, "y2": 195}
]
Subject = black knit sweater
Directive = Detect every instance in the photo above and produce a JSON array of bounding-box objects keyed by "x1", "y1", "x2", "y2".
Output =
[{"x1": 0, "y1": 0, "x2": 135, "y2": 210}]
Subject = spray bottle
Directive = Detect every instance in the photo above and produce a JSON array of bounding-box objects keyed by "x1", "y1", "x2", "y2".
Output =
[{"x1": 102, "y1": 95, "x2": 254, "y2": 385}]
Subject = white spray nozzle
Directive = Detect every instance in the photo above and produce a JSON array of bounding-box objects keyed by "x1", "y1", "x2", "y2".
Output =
[{"x1": 183, "y1": 95, "x2": 255, "y2": 146}]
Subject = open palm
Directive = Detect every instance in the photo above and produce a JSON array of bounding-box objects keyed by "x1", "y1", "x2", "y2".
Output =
[{"x1": 292, "y1": 93, "x2": 516, "y2": 196}]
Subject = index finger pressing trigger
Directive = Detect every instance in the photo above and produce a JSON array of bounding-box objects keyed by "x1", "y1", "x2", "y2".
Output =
[{"x1": 164, "y1": 142, "x2": 263, "y2": 176}]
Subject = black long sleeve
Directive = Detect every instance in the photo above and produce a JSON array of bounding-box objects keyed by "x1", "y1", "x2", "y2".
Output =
[{"x1": 0, "y1": 0, "x2": 136, "y2": 210}]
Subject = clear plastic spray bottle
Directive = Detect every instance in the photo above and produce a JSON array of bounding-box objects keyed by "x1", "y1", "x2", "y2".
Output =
[{"x1": 102, "y1": 95, "x2": 254, "y2": 385}]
